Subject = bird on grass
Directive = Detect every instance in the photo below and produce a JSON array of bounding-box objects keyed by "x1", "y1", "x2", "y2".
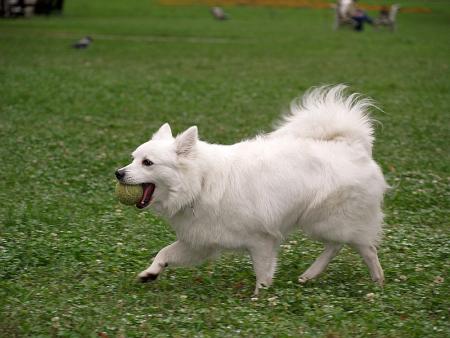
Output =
[
  {"x1": 73, "y1": 36, "x2": 93, "y2": 49},
  {"x1": 210, "y1": 7, "x2": 228, "y2": 20}
]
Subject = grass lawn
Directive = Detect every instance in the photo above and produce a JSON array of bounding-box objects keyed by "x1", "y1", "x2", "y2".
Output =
[{"x1": 0, "y1": 0, "x2": 449, "y2": 336}]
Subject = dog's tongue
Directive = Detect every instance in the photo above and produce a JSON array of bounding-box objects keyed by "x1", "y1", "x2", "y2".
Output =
[{"x1": 137, "y1": 183, "x2": 155, "y2": 209}]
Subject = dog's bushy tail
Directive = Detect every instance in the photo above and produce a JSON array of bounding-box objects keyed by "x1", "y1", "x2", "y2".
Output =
[{"x1": 274, "y1": 85, "x2": 376, "y2": 154}]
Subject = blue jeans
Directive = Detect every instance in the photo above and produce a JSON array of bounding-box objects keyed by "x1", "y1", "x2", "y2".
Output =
[{"x1": 352, "y1": 14, "x2": 373, "y2": 31}]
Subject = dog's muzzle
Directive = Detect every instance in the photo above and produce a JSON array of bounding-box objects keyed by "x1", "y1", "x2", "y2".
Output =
[{"x1": 115, "y1": 169, "x2": 125, "y2": 181}]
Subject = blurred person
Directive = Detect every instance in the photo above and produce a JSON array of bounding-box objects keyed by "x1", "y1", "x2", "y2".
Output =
[{"x1": 347, "y1": 0, "x2": 373, "y2": 31}]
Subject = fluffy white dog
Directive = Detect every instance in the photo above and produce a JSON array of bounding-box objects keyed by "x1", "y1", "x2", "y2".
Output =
[{"x1": 115, "y1": 85, "x2": 388, "y2": 294}]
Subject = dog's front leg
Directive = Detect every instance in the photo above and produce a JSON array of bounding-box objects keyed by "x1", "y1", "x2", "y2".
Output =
[
  {"x1": 249, "y1": 239, "x2": 279, "y2": 295},
  {"x1": 138, "y1": 240, "x2": 216, "y2": 282}
]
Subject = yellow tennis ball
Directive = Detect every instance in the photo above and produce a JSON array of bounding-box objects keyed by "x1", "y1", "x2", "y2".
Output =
[{"x1": 115, "y1": 182, "x2": 143, "y2": 206}]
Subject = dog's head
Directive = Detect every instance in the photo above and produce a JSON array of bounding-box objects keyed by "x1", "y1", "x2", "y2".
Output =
[{"x1": 115, "y1": 123, "x2": 201, "y2": 216}]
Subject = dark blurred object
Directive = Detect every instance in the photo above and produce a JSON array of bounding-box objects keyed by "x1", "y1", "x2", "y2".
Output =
[
  {"x1": 1, "y1": 0, "x2": 26, "y2": 17},
  {"x1": 73, "y1": 36, "x2": 93, "y2": 49},
  {"x1": 350, "y1": 8, "x2": 373, "y2": 32},
  {"x1": 379, "y1": 6, "x2": 389, "y2": 18},
  {"x1": 374, "y1": 4, "x2": 400, "y2": 32},
  {"x1": 1, "y1": 0, "x2": 63, "y2": 17},
  {"x1": 210, "y1": 7, "x2": 228, "y2": 20},
  {"x1": 34, "y1": 0, "x2": 63, "y2": 15}
]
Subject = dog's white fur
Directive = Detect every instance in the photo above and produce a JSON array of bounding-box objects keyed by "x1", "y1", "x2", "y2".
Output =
[{"x1": 118, "y1": 85, "x2": 388, "y2": 294}]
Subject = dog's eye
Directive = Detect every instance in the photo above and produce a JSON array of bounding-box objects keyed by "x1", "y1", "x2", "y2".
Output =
[{"x1": 142, "y1": 159, "x2": 154, "y2": 167}]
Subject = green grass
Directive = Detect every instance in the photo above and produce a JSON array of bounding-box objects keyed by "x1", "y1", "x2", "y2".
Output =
[{"x1": 0, "y1": 0, "x2": 449, "y2": 336}]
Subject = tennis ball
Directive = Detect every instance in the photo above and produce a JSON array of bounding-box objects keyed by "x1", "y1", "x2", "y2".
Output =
[{"x1": 115, "y1": 182, "x2": 143, "y2": 206}]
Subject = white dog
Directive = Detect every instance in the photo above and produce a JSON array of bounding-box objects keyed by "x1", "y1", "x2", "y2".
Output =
[{"x1": 115, "y1": 85, "x2": 388, "y2": 294}]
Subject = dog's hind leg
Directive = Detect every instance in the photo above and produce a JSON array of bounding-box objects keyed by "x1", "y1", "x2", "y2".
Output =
[
  {"x1": 298, "y1": 242, "x2": 343, "y2": 284},
  {"x1": 138, "y1": 241, "x2": 217, "y2": 282},
  {"x1": 249, "y1": 239, "x2": 279, "y2": 295},
  {"x1": 351, "y1": 243, "x2": 384, "y2": 286}
]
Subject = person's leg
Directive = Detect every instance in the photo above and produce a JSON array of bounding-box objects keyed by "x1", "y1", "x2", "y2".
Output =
[{"x1": 352, "y1": 17, "x2": 364, "y2": 31}]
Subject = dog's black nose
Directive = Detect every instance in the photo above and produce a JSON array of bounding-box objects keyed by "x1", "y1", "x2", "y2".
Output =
[{"x1": 115, "y1": 169, "x2": 125, "y2": 180}]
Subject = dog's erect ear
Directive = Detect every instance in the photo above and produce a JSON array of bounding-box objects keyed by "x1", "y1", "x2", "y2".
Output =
[
  {"x1": 175, "y1": 126, "x2": 198, "y2": 157},
  {"x1": 152, "y1": 123, "x2": 172, "y2": 140}
]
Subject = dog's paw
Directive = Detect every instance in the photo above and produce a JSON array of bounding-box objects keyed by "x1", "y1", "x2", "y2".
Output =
[
  {"x1": 298, "y1": 275, "x2": 314, "y2": 284},
  {"x1": 372, "y1": 276, "x2": 384, "y2": 287},
  {"x1": 137, "y1": 272, "x2": 159, "y2": 283}
]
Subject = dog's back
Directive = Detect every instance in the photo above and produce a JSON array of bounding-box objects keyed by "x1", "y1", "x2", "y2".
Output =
[{"x1": 181, "y1": 87, "x2": 387, "y2": 252}]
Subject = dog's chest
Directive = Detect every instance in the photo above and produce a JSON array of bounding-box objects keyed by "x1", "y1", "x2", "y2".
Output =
[{"x1": 170, "y1": 207, "x2": 246, "y2": 249}]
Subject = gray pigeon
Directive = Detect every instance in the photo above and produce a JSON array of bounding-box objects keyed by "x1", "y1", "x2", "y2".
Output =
[
  {"x1": 73, "y1": 36, "x2": 93, "y2": 49},
  {"x1": 210, "y1": 7, "x2": 228, "y2": 20}
]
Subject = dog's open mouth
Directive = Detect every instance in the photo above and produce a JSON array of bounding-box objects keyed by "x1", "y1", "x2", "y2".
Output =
[{"x1": 136, "y1": 183, "x2": 155, "y2": 209}]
